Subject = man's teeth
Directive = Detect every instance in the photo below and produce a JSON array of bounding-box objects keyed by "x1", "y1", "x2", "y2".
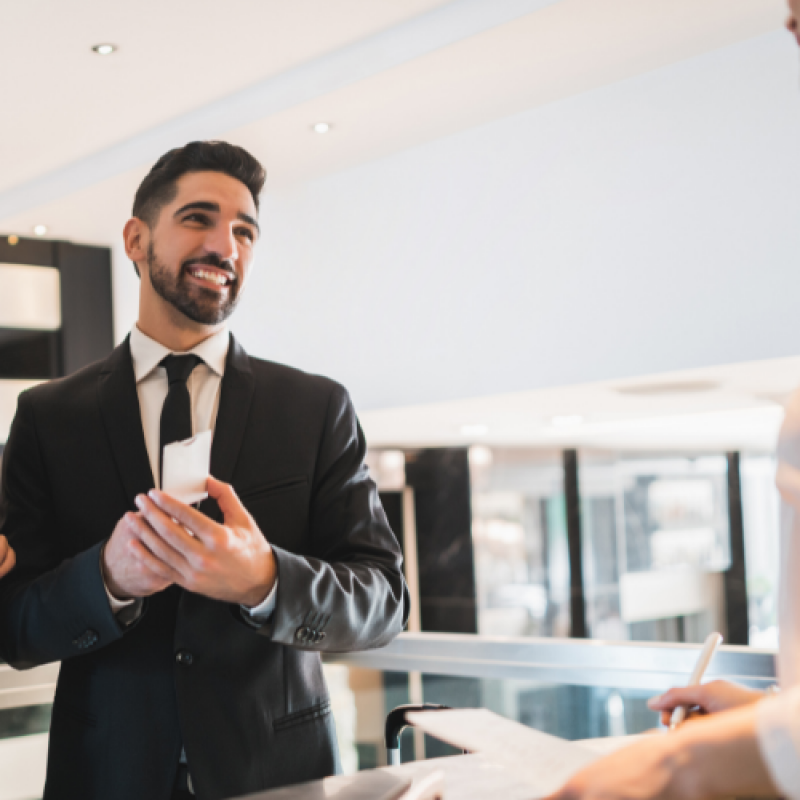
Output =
[{"x1": 192, "y1": 268, "x2": 228, "y2": 286}]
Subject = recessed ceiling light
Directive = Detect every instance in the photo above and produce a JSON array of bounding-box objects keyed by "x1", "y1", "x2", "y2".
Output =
[
  {"x1": 460, "y1": 423, "x2": 489, "y2": 437},
  {"x1": 33, "y1": 224, "x2": 48, "y2": 237},
  {"x1": 468, "y1": 445, "x2": 493, "y2": 468},
  {"x1": 379, "y1": 450, "x2": 405, "y2": 471},
  {"x1": 312, "y1": 122, "x2": 331, "y2": 134},
  {"x1": 92, "y1": 44, "x2": 117, "y2": 56},
  {"x1": 551, "y1": 415, "x2": 584, "y2": 428}
]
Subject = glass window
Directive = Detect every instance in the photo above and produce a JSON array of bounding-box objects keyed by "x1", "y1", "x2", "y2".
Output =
[
  {"x1": 580, "y1": 453, "x2": 730, "y2": 643},
  {"x1": 469, "y1": 449, "x2": 570, "y2": 638},
  {"x1": 740, "y1": 455, "x2": 781, "y2": 648},
  {"x1": 333, "y1": 666, "x2": 660, "y2": 771}
]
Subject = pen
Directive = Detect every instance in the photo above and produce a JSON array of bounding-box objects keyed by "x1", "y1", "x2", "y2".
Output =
[{"x1": 669, "y1": 631, "x2": 724, "y2": 730}]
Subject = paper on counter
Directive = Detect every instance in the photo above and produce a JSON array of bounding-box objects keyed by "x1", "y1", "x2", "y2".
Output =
[
  {"x1": 161, "y1": 430, "x2": 212, "y2": 505},
  {"x1": 406, "y1": 709, "x2": 600, "y2": 797}
]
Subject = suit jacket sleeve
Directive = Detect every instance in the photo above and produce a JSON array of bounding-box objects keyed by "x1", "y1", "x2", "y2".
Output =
[
  {"x1": 0, "y1": 390, "x2": 125, "y2": 669},
  {"x1": 264, "y1": 383, "x2": 409, "y2": 651}
]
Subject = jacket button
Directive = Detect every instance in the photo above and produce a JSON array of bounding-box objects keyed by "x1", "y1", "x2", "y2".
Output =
[
  {"x1": 313, "y1": 631, "x2": 326, "y2": 644},
  {"x1": 295, "y1": 626, "x2": 311, "y2": 643},
  {"x1": 73, "y1": 629, "x2": 99, "y2": 650},
  {"x1": 176, "y1": 650, "x2": 194, "y2": 666}
]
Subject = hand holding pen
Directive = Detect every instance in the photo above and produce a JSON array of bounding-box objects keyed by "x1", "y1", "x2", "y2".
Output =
[{"x1": 646, "y1": 632, "x2": 764, "y2": 728}]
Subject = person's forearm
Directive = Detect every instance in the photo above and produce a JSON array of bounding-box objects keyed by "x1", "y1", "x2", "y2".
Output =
[
  {"x1": 264, "y1": 548, "x2": 407, "y2": 649},
  {"x1": 0, "y1": 540, "x2": 126, "y2": 668},
  {"x1": 675, "y1": 704, "x2": 779, "y2": 798}
]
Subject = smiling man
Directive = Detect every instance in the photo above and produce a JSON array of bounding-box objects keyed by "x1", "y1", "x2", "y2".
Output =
[{"x1": 0, "y1": 141, "x2": 408, "y2": 800}]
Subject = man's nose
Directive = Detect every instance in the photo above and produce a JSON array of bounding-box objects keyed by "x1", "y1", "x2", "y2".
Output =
[{"x1": 204, "y1": 225, "x2": 238, "y2": 263}]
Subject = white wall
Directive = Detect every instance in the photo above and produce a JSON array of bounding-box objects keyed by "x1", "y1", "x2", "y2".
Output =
[{"x1": 215, "y1": 32, "x2": 800, "y2": 410}]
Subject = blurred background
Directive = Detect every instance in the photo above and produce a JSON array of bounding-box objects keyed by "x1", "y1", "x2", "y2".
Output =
[{"x1": 0, "y1": 0, "x2": 797, "y2": 795}]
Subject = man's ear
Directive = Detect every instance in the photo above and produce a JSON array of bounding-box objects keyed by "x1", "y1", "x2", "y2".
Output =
[{"x1": 123, "y1": 217, "x2": 149, "y2": 275}]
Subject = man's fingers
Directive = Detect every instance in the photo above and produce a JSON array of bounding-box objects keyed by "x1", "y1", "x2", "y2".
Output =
[
  {"x1": 134, "y1": 515, "x2": 192, "y2": 578},
  {"x1": 146, "y1": 490, "x2": 218, "y2": 542},
  {"x1": 0, "y1": 536, "x2": 8, "y2": 561},
  {"x1": 206, "y1": 476, "x2": 250, "y2": 525},
  {"x1": 127, "y1": 539, "x2": 181, "y2": 583},
  {"x1": 647, "y1": 686, "x2": 706, "y2": 711},
  {"x1": 135, "y1": 495, "x2": 201, "y2": 559}
]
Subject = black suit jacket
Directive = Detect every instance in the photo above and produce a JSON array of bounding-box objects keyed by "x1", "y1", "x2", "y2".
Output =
[{"x1": 0, "y1": 335, "x2": 408, "y2": 800}]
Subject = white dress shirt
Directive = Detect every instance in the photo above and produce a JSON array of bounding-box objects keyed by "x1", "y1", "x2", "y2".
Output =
[
  {"x1": 104, "y1": 325, "x2": 277, "y2": 622},
  {"x1": 757, "y1": 387, "x2": 800, "y2": 799}
]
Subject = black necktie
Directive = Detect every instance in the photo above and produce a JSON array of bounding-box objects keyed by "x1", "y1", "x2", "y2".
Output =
[
  {"x1": 157, "y1": 354, "x2": 202, "y2": 775},
  {"x1": 159, "y1": 354, "x2": 202, "y2": 487}
]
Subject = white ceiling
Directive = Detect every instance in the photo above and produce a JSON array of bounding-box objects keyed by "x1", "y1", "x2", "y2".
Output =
[
  {"x1": 0, "y1": 0, "x2": 452, "y2": 193},
  {"x1": 359, "y1": 356, "x2": 800, "y2": 451},
  {"x1": 229, "y1": 0, "x2": 786, "y2": 190},
  {"x1": 0, "y1": 0, "x2": 785, "y2": 233}
]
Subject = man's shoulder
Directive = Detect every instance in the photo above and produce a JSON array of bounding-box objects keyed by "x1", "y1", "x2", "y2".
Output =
[
  {"x1": 20, "y1": 356, "x2": 110, "y2": 408},
  {"x1": 245, "y1": 355, "x2": 348, "y2": 402}
]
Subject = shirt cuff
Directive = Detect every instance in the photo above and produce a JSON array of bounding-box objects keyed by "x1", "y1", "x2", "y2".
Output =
[
  {"x1": 756, "y1": 686, "x2": 800, "y2": 800},
  {"x1": 241, "y1": 579, "x2": 278, "y2": 624},
  {"x1": 106, "y1": 585, "x2": 136, "y2": 613}
]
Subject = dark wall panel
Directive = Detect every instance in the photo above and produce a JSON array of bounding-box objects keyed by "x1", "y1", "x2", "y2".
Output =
[
  {"x1": 564, "y1": 450, "x2": 587, "y2": 638},
  {"x1": 406, "y1": 448, "x2": 477, "y2": 634},
  {"x1": 379, "y1": 490, "x2": 404, "y2": 559},
  {"x1": 0, "y1": 329, "x2": 61, "y2": 379},
  {"x1": 56, "y1": 242, "x2": 114, "y2": 374},
  {"x1": 724, "y1": 452, "x2": 749, "y2": 645},
  {"x1": 0, "y1": 236, "x2": 55, "y2": 267}
]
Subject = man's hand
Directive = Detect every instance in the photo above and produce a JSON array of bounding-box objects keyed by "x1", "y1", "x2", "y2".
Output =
[
  {"x1": 543, "y1": 734, "x2": 690, "y2": 800},
  {"x1": 0, "y1": 535, "x2": 15, "y2": 579},
  {"x1": 647, "y1": 680, "x2": 763, "y2": 727},
  {"x1": 133, "y1": 476, "x2": 277, "y2": 607},
  {"x1": 544, "y1": 703, "x2": 778, "y2": 800},
  {"x1": 102, "y1": 511, "x2": 182, "y2": 599}
]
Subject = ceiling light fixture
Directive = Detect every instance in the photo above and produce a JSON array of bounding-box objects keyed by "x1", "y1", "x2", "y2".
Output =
[
  {"x1": 468, "y1": 445, "x2": 493, "y2": 468},
  {"x1": 7, "y1": 235, "x2": 19, "y2": 246},
  {"x1": 312, "y1": 122, "x2": 331, "y2": 134},
  {"x1": 33, "y1": 224, "x2": 48, "y2": 237},
  {"x1": 92, "y1": 44, "x2": 117, "y2": 56}
]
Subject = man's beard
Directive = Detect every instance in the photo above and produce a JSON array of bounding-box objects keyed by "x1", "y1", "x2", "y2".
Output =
[{"x1": 147, "y1": 243, "x2": 240, "y2": 325}]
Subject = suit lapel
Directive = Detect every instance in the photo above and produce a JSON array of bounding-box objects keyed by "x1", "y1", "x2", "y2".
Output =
[
  {"x1": 201, "y1": 335, "x2": 254, "y2": 516},
  {"x1": 97, "y1": 336, "x2": 155, "y2": 505}
]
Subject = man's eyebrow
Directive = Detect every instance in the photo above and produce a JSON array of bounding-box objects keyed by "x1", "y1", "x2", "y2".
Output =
[
  {"x1": 174, "y1": 201, "x2": 220, "y2": 217},
  {"x1": 238, "y1": 212, "x2": 260, "y2": 234},
  {"x1": 174, "y1": 201, "x2": 259, "y2": 233}
]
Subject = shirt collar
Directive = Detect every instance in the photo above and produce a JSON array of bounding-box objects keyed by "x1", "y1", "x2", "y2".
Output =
[{"x1": 129, "y1": 325, "x2": 230, "y2": 383}]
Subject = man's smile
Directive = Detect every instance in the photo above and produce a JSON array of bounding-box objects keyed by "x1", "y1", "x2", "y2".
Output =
[{"x1": 183, "y1": 263, "x2": 235, "y2": 291}]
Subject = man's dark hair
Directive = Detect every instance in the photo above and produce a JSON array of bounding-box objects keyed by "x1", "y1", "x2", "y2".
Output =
[{"x1": 131, "y1": 141, "x2": 266, "y2": 276}]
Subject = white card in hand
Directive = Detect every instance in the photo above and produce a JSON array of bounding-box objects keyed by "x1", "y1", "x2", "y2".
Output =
[{"x1": 161, "y1": 430, "x2": 212, "y2": 505}]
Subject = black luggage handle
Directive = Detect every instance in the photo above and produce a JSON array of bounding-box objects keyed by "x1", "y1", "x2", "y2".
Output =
[{"x1": 385, "y1": 704, "x2": 451, "y2": 766}]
